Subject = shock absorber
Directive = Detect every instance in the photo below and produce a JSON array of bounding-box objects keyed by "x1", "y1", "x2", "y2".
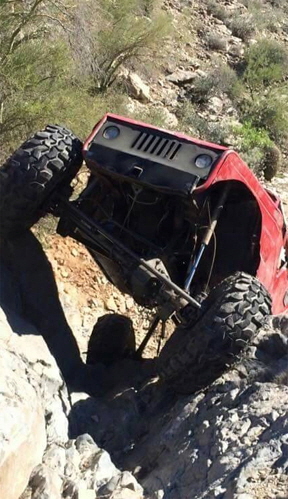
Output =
[{"x1": 184, "y1": 184, "x2": 230, "y2": 292}]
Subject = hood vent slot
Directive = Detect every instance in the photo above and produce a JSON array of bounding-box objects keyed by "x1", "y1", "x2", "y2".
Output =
[{"x1": 131, "y1": 132, "x2": 182, "y2": 161}]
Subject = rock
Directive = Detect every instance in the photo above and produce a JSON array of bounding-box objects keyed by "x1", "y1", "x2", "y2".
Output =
[
  {"x1": 125, "y1": 73, "x2": 152, "y2": 103},
  {"x1": 97, "y1": 471, "x2": 144, "y2": 499},
  {"x1": 228, "y1": 43, "x2": 244, "y2": 58},
  {"x1": 207, "y1": 96, "x2": 224, "y2": 114},
  {"x1": 159, "y1": 107, "x2": 178, "y2": 128},
  {"x1": 109, "y1": 489, "x2": 143, "y2": 499},
  {"x1": 119, "y1": 326, "x2": 288, "y2": 499},
  {"x1": 166, "y1": 69, "x2": 197, "y2": 85},
  {"x1": 43, "y1": 445, "x2": 66, "y2": 475},
  {"x1": 125, "y1": 97, "x2": 147, "y2": 116},
  {"x1": 0, "y1": 347, "x2": 46, "y2": 499},
  {"x1": 0, "y1": 307, "x2": 71, "y2": 499},
  {"x1": 125, "y1": 297, "x2": 134, "y2": 310},
  {"x1": 105, "y1": 297, "x2": 118, "y2": 312},
  {"x1": 195, "y1": 69, "x2": 208, "y2": 78},
  {"x1": 90, "y1": 450, "x2": 119, "y2": 489},
  {"x1": 27, "y1": 464, "x2": 63, "y2": 499},
  {"x1": 117, "y1": 472, "x2": 143, "y2": 495},
  {"x1": 75, "y1": 434, "x2": 99, "y2": 454},
  {"x1": 61, "y1": 478, "x2": 78, "y2": 499},
  {"x1": 0, "y1": 300, "x2": 145, "y2": 499},
  {"x1": 77, "y1": 490, "x2": 95, "y2": 499}
]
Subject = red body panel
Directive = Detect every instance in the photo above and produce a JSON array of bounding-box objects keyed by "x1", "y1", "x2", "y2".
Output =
[
  {"x1": 84, "y1": 114, "x2": 288, "y2": 314},
  {"x1": 196, "y1": 150, "x2": 288, "y2": 314}
]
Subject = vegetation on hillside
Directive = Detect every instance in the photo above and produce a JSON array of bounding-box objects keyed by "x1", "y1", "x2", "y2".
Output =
[
  {"x1": 179, "y1": 1, "x2": 288, "y2": 177},
  {"x1": 0, "y1": 0, "x2": 169, "y2": 160},
  {"x1": 0, "y1": 0, "x2": 287, "y2": 178}
]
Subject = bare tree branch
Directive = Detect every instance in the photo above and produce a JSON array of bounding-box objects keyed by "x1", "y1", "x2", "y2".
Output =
[{"x1": 5, "y1": 0, "x2": 45, "y2": 59}]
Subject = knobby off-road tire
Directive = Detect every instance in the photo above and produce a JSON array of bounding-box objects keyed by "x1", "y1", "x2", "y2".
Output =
[
  {"x1": 158, "y1": 272, "x2": 272, "y2": 394},
  {"x1": 0, "y1": 125, "x2": 83, "y2": 236},
  {"x1": 86, "y1": 314, "x2": 136, "y2": 366}
]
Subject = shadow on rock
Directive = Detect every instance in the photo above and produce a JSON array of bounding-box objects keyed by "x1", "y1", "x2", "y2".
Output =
[
  {"x1": 0, "y1": 231, "x2": 108, "y2": 394},
  {"x1": 0, "y1": 230, "x2": 160, "y2": 399},
  {"x1": 68, "y1": 360, "x2": 177, "y2": 462},
  {"x1": 116, "y1": 331, "x2": 288, "y2": 499}
]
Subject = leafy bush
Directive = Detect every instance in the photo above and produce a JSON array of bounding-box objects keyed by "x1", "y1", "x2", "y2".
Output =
[
  {"x1": 234, "y1": 121, "x2": 273, "y2": 151},
  {"x1": 205, "y1": 33, "x2": 227, "y2": 52},
  {"x1": 0, "y1": 40, "x2": 70, "y2": 158},
  {"x1": 178, "y1": 101, "x2": 233, "y2": 145},
  {"x1": 0, "y1": 0, "x2": 170, "y2": 160},
  {"x1": 232, "y1": 121, "x2": 281, "y2": 176},
  {"x1": 242, "y1": 90, "x2": 288, "y2": 143},
  {"x1": 0, "y1": 0, "x2": 73, "y2": 158},
  {"x1": 189, "y1": 63, "x2": 242, "y2": 104},
  {"x1": 243, "y1": 40, "x2": 288, "y2": 93},
  {"x1": 228, "y1": 15, "x2": 255, "y2": 41},
  {"x1": 205, "y1": 0, "x2": 229, "y2": 22},
  {"x1": 69, "y1": 0, "x2": 171, "y2": 93},
  {"x1": 242, "y1": 0, "x2": 283, "y2": 32},
  {"x1": 261, "y1": 144, "x2": 282, "y2": 180}
]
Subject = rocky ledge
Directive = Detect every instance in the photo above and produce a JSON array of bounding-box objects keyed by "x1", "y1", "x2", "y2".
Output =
[
  {"x1": 0, "y1": 307, "x2": 143, "y2": 499},
  {"x1": 1, "y1": 299, "x2": 287, "y2": 499}
]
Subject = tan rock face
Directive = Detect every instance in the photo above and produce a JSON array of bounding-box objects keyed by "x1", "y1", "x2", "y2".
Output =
[
  {"x1": 0, "y1": 348, "x2": 46, "y2": 499},
  {"x1": 0, "y1": 304, "x2": 144, "y2": 499},
  {"x1": 125, "y1": 72, "x2": 152, "y2": 103},
  {"x1": 0, "y1": 306, "x2": 70, "y2": 499}
]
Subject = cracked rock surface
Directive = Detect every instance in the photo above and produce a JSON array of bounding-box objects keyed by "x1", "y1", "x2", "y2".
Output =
[
  {"x1": 0, "y1": 238, "x2": 287, "y2": 499},
  {"x1": 0, "y1": 307, "x2": 144, "y2": 499}
]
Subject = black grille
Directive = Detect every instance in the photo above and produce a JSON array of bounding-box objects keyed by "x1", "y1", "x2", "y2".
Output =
[{"x1": 131, "y1": 132, "x2": 182, "y2": 160}]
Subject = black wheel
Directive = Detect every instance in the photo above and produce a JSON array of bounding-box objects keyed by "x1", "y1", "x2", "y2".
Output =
[
  {"x1": 158, "y1": 272, "x2": 272, "y2": 394},
  {"x1": 0, "y1": 125, "x2": 83, "y2": 236},
  {"x1": 86, "y1": 314, "x2": 136, "y2": 366}
]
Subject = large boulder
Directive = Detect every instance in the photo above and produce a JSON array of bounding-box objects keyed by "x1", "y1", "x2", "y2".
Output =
[
  {"x1": 166, "y1": 69, "x2": 197, "y2": 85},
  {"x1": 0, "y1": 307, "x2": 144, "y2": 499},
  {"x1": 125, "y1": 72, "x2": 152, "y2": 103},
  {"x1": 119, "y1": 322, "x2": 288, "y2": 499},
  {"x1": 0, "y1": 308, "x2": 69, "y2": 499}
]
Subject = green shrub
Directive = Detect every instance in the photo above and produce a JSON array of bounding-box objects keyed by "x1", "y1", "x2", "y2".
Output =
[
  {"x1": 234, "y1": 121, "x2": 273, "y2": 150},
  {"x1": 243, "y1": 39, "x2": 288, "y2": 93},
  {"x1": 178, "y1": 101, "x2": 233, "y2": 144},
  {"x1": 242, "y1": 0, "x2": 283, "y2": 33},
  {"x1": 0, "y1": 40, "x2": 70, "y2": 158},
  {"x1": 205, "y1": 33, "x2": 227, "y2": 52},
  {"x1": 232, "y1": 121, "x2": 279, "y2": 176},
  {"x1": 190, "y1": 75, "x2": 215, "y2": 104},
  {"x1": 228, "y1": 15, "x2": 255, "y2": 41},
  {"x1": 69, "y1": 0, "x2": 171, "y2": 93},
  {"x1": 242, "y1": 91, "x2": 288, "y2": 143},
  {"x1": 261, "y1": 144, "x2": 282, "y2": 180},
  {"x1": 205, "y1": 0, "x2": 229, "y2": 22},
  {"x1": 189, "y1": 63, "x2": 242, "y2": 104},
  {"x1": 0, "y1": 0, "x2": 170, "y2": 160}
]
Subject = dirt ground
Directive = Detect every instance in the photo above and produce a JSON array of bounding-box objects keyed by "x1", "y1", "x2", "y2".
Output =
[{"x1": 42, "y1": 231, "x2": 171, "y2": 359}]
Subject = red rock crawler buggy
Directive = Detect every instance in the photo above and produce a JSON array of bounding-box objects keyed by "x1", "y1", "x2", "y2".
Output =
[{"x1": 1, "y1": 114, "x2": 287, "y2": 393}]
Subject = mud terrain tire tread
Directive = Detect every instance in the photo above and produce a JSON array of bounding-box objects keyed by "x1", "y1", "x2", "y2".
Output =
[
  {"x1": 158, "y1": 272, "x2": 272, "y2": 394},
  {"x1": 0, "y1": 125, "x2": 83, "y2": 236}
]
